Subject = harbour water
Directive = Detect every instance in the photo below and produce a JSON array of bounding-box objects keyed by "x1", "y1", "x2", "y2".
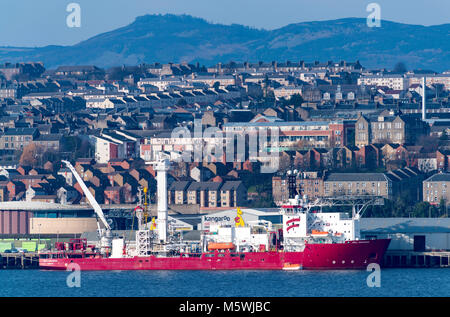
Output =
[{"x1": 0, "y1": 268, "x2": 449, "y2": 297}]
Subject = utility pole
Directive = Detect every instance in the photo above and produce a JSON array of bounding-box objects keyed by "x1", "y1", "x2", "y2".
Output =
[{"x1": 422, "y1": 77, "x2": 426, "y2": 121}]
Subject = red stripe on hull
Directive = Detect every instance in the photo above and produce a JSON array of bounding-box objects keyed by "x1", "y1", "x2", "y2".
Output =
[{"x1": 39, "y1": 239, "x2": 390, "y2": 271}]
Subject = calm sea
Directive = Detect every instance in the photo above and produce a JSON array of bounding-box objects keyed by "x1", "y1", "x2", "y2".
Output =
[{"x1": 0, "y1": 269, "x2": 449, "y2": 297}]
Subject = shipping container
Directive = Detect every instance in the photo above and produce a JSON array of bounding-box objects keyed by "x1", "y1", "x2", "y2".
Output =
[{"x1": 0, "y1": 242, "x2": 13, "y2": 252}]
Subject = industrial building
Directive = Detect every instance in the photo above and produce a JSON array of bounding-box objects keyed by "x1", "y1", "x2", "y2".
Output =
[
  {"x1": 0, "y1": 201, "x2": 136, "y2": 235},
  {"x1": 360, "y1": 218, "x2": 450, "y2": 251}
]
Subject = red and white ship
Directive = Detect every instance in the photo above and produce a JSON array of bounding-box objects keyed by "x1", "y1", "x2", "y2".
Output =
[{"x1": 39, "y1": 160, "x2": 390, "y2": 271}]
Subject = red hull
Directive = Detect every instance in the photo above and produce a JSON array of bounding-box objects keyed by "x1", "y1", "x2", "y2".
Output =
[{"x1": 39, "y1": 239, "x2": 390, "y2": 271}]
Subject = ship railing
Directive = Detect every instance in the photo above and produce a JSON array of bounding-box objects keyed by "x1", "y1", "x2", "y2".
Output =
[
  {"x1": 180, "y1": 251, "x2": 248, "y2": 259},
  {"x1": 39, "y1": 250, "x2": 101, "y2": 259}
]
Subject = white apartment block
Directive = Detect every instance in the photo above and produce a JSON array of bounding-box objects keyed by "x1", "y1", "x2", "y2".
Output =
[
  {"x1": 274, "y1": 86, "x2": 303, "y2": 100},
  {"x1": 94, "y1": 130, "x2": 140, "y2": 163},
  {"x1": 407, "y1": 75, "x2": 450, "y2": 91},
  {"x1": 85, "y1": 98, "x2": 125, "y2": 109},
  {"x1": 187, "y1": 75, "x2": 235, "y2": 87},
  {"x1": 138, "y1": 77, "x2": 186, "y2": 91},
  {"x1": 358, "y1": 75, "x2": 408, "y2": 90},
  {"x1": 140, "y1": 133, "x2": 226, "y2": 162}
]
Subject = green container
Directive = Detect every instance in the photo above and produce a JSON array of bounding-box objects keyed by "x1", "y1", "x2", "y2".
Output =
[
  {"x1": 22, "y1": 242, "x2": 37, "y2": 252},
  {"x1": 37, "y1": 244, "x2": 46, "y2": 251},
  {"x1": 0, "y1": 242, "x2": 13, "y2": 252}
]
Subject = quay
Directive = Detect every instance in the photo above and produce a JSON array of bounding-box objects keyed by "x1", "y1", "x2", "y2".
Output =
[
  {"x1": 383, "y1": 251, "x2": 450, "y2": 268},
  {"x1": 0, "y1": 253, "x2": 40, "y2": 269}
]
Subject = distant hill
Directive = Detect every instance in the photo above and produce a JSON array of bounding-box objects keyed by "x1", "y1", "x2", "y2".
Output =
[{"x1": 0, "y1": 14, "x2": 449, "y2": 71}]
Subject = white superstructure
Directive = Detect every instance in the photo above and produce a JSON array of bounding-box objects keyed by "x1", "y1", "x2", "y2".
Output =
[{"x1": 202, "y1": 195, "x2": 372, "y2": 253}]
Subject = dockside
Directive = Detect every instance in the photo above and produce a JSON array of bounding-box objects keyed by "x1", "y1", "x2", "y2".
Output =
[{"x1": 0, "y1": 253, "x2": 39, "y2": 269}]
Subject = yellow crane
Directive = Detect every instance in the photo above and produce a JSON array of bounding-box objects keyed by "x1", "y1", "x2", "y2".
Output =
[
  {"x1": 235, "y1": 207, "x2": 245, "y2": 227},
  {"x1": 143, "y1": 187, "x2": 149, "y2": 224}
]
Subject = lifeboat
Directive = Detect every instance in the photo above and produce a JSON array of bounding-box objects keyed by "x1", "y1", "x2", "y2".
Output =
[
  {"x1": 282, "y1": 263, "x2": 302, "y2": 271},
  {"x1": 311, "y1": 230, "x2": 329, "y2": 236},
  {"x1": 207, "y1": 242, "x2": 235, "y2": 251}
]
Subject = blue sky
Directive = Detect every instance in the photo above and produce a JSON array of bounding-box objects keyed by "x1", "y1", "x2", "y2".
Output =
[{"x1": 1, "y1": 0, "x2": 449, "y2": 47}]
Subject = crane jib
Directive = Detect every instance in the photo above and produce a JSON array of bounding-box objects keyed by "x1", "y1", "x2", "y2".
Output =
[{"x1": 61, "y1": 160, "x2": 111, "y2": 231}]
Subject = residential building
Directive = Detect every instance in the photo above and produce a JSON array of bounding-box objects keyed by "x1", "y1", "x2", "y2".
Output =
[
  {"x1": 94, "y1": 130, "x2": 141, "y2": 164},
  {"x1": 423, "y1": 173, "x2": 450, "y2": 205},
  {"x1": 219, "y1": 181, "x2": 247, "y2": 207},
  {"x1": 323, "y1": 173, "x2": 392, "y2": 199},
  {"x1": 355, "y1": 112, "x2": 428, "y2": 146},
  {"x1": 0, "y1": 128, "x2": 39, "y2": 150},
  {"x1": 358, "y1": 74, "x2": 408, "y2": 90}
]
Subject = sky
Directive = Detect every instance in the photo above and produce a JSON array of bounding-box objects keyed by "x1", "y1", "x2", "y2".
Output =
[{"x1": 0, "y1": 0, "x2": 449, "y2": 47}]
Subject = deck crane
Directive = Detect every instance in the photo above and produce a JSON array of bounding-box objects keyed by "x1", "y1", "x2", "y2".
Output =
[{"x1": 61, "y1": 160, "x2": 113, "y2": 253}]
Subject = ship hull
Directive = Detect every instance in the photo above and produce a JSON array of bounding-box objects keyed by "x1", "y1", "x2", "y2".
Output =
[{"x1": 39, "y1": 239, "x2": 390, "y2": 271}]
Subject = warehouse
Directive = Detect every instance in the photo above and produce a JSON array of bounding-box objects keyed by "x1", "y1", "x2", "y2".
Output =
[
  {"x1": 360, "y1": 218, "x2": 450, "y2": 251},
  {"x1": 0, "y1": 201, "x2": 136, "y2": 236}
]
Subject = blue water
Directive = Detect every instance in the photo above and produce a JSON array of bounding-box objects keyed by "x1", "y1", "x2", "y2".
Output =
[{"x1": 0, "y1": 269, "x2": 449, "y2": 297}]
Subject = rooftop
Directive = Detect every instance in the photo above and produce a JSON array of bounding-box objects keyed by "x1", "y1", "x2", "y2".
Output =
[
  {"x1": 424, "y1": 173, "x2": 450, "y2": 182},
  {"x1": 360, "y1": 218, "x2": 450, "y2": 234},
  {"x1": 325, "y1": 173, "x2": 388, "y2": 182}
]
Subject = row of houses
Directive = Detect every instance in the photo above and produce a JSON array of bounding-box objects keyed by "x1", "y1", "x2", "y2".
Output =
[
  {"x1": 0, "y1": 158, "x2": 157, "y2": 205},
  {"x1": 272, "y1": 167, "x2": 424, "y2": 205},
  {"x1": 168, "y1": 180, "x2": 247, "y2": 208},
  {"x1": 0, "y1": 127, "x2": 62, "y2": 151},
  {"x1": 85, "y1": 88, "x2": 241, "y2": 109},
  {"x1": 0, "y1": 155, "x2": 252, "y2": 209},
  {"x1": 275, "y1": 144, "x2": 449, "y2": 172},
  {"x1": 357, "y1": 74, "x2": 450, "y2": 91}
]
